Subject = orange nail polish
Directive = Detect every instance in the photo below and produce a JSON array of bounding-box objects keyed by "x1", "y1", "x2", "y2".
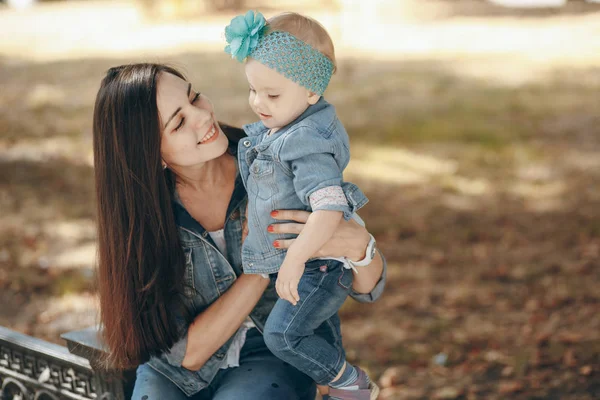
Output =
[
  {"x1": 267, "y1": 225, "x2": 274, "y2": 232},
  {"x1": 273, "y1": 240, "x2": 280, "y2": 248},
  {"x1": 271, "y1": 210, "x2": 279, "y2": 217}
]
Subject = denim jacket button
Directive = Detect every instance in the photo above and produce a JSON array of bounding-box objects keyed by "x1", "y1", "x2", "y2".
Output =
[{"x1": 243, "y1": 140, "x2": 251, "y2": 148}]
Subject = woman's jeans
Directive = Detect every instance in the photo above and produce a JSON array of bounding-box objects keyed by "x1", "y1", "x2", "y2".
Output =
[
  {"x1": 132, "y1": 328, "x2": 316, "y2": 399},
  {"x1": 263, "y1": 259, "x2": 353, "y2": 385}
]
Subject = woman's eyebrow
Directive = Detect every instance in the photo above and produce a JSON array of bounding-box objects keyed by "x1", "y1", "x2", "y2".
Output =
[{"x1": 164, "y1": 83, "x2": 191, "y2": 129}]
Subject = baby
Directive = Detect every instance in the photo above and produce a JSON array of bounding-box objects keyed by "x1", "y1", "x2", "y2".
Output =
[{"x1": 225, "y1": 11, "x2": 379, "y2": 400}]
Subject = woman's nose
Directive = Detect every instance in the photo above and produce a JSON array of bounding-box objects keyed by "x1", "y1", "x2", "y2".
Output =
[{"x1": 190, "y1": 107, "x2": 212, "y2": 129}]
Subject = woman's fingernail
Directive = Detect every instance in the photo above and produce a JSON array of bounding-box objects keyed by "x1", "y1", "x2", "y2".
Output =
[
  {"x1": 270, "y1": 210, "x2": 279, "y2": 217},
  {"x1": 273, "y1": 240, "x2": 280, "y2": 248},
  {"x1": 267, "y1": 225, "x2": 274, "y2": 232}
]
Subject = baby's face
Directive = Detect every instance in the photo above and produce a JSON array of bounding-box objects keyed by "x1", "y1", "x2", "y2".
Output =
[{"x1": 245, "y1": 58, "x2": 315, "y2": 130}]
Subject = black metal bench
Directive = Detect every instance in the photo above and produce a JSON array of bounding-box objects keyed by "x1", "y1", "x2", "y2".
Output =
[
  {"x1": 2, "y1": 326, "x2": 321, "y2": 400},
  {"x1": 0, "y1": 326, "x2": 133, "y2": 400}
]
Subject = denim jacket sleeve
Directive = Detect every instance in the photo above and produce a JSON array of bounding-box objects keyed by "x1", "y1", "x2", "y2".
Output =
[
  {"x1": 279, "y1": 126, "x2": 356, "y2": 220},
  {"x1": 349, "y1": 249, "x2": 387, "y2": 303},
  {"x1": 161, "y1": 310, "x2": 192, "y2": 367},
  {"x1": 347, "y1": 213, "x2": 387, "y2": 303},
  {"x1": 164, "y1": 330, "x2": 188, "y2": 367}
]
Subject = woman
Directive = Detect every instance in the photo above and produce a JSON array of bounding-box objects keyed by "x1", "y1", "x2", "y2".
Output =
[{"x1": 93, "y1": 63, "x2": 386, "y2": 400}]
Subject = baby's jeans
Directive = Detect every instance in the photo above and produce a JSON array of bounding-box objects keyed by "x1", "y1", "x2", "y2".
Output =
[{"x1": 263, "y1": 259, "x2": 354, "y2": 385}]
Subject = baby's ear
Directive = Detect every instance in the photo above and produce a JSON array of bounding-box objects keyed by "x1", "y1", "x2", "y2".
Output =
[{"x1": 307, "y1": 91, "x2": 320, "y2": 105}]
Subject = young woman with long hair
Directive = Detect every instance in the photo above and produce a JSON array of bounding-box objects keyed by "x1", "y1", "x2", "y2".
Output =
[{"x1": 93, "y1": 63, "x2": 386, "y2": 399}]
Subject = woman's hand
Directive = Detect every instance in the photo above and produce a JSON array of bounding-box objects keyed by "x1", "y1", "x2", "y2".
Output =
[
  {"x1": 269, "y1": 210, "x2": 370, "y2": 261},
  {"x1": 269, "y1": 209, "x2": 384, "y2": 295}
]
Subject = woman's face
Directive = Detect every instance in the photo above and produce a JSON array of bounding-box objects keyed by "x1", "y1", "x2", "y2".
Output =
[{"x1": 157, "y1": 72, "x2": 229, "y2": 169}]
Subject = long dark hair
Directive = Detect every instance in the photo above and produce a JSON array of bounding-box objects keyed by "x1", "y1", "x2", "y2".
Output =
[{"x1": 93, "y1": 63, "x2": 189, "y2": 369}]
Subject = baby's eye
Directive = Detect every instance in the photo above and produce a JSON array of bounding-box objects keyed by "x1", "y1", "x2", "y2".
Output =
[
  {"x1": 249, "y1": 88, "x2": 256, "y2": 93},
  {"x1": 268, "y1": 94, "x2": 280, "y2": 99}
]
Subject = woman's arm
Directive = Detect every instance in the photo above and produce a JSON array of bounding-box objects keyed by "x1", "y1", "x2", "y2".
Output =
[
  {"x1": 269, "y1": 209, "x2": 384, "y2": 295},
  {"x1": 181, "y1": 273, "x2": 269, "y2": 370}
]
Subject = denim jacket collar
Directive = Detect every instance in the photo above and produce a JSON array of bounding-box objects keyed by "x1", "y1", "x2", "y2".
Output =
[{"x1": 243, "y1": 97, "x2": 331, "y2": 138}]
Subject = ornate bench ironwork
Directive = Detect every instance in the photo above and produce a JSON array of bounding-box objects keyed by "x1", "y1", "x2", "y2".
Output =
[{"x1": 0, "y1": 326, "x2": 133, "y2": 400}]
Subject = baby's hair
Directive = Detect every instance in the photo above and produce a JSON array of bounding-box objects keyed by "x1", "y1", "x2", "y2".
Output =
[{"x1": 266, "y1": 12, "x2": 337, "y2": 74}]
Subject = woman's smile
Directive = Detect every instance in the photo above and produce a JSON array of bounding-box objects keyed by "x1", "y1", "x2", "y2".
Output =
[{"x1": 198, "y1": 122, "x2": 219, "y2": 145}]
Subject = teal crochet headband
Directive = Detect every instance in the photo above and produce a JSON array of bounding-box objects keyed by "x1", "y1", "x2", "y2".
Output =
[{"x1": 224, "y1": 11, "x2": 334, "y2": 96}]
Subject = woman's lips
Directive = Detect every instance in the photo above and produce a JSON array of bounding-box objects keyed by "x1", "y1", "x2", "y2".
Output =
[{"x1": 198, "y1": 123, "x2": 218, "y2": 145}]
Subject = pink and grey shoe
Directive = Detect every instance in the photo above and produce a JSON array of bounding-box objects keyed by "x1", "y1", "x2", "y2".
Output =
[{"x1": 324, "y1": 367, "x2": 380, "y2": 400}]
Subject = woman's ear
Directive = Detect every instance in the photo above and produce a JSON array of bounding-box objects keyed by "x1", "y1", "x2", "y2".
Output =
[{"x1": 307, "y1": 92, "x2": 321, "y2": 105}]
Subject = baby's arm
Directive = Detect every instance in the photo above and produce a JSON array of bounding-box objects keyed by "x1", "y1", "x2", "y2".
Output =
[
  {"x1": 276, "y1": 209, "x2": 342, "y2": 305},
  {"x1": 275, "y1": 127, "x2": 353, "y2": 305}
]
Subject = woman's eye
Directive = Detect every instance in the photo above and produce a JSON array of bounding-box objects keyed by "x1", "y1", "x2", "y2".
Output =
[
  {"x1": 268, "y1": 94, "x2": 279, "y2": 99},
  {"x1": 192, "y1": 91, "x2": 201, "y2": 103},
  {"x1": 175, "y1": 117, "x2": 185, "y2": 131}
]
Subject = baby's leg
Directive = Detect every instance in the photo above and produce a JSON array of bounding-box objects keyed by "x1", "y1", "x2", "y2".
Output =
[{"x1": 263, "y1": 259, "x2": 352, "y2": 385}]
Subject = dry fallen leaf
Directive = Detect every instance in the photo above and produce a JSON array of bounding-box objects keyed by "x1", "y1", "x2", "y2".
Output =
[
  {"x1": 580, "y1": 365, "x2": 593, "y2": 376},
  {"x1": 379, "y1": 367, "x2": 406, "y2": 388},
  {"x1": 499, "y1": 381, "x2": 524, "y2": 394},
  {"x1": 433, "y1": 387, "x2": 462, "y2": 399},
  {"x1": 535, "y1": 330, "x2": 552, "y2": 345},
  {"x1": 563, "y1": 348, "x2": 577, "y2": 367},
  {"x1": 557, "y1": 331, "x2": 583, "y2": 344}
]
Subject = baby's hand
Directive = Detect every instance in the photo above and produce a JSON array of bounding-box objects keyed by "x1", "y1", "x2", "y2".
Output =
[{"x1": 276, "y1": 261, "x2": 305, "y2": 305}]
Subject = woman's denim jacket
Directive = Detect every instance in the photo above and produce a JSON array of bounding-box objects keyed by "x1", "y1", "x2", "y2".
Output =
[
  {"x1": 146, "y1": 127, "x2": 387, "y2": 397},
  {"x1": 239, "y1": 98, "x2": 369, "y2": 274}
]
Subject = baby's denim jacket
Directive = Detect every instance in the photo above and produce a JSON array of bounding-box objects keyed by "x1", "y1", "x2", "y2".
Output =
[{"x1": 238, "y1": 98, "x2": 368, "y2": 274}]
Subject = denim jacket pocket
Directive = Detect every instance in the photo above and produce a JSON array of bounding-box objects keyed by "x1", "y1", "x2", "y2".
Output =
[
  {"x1": 248, "y1": 159, "x2": 278, "y2": 200},
  {"x1": 250, "y1": 159, "x2": 273, "y2": 177}
]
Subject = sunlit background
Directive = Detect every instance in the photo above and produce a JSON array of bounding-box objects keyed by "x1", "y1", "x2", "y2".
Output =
[{"x1": 1, "y1": 0, "x2": 599, "y2": 398}]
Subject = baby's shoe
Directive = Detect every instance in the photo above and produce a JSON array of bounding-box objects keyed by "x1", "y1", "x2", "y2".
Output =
[{"x1": 325, "y1": 367, "x2": 379, "y2": 400}]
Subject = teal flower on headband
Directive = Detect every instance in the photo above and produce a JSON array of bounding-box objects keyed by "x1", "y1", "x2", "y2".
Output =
[{"x1": 224, "y1": 10, "x2": 267, "y2": 62}]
